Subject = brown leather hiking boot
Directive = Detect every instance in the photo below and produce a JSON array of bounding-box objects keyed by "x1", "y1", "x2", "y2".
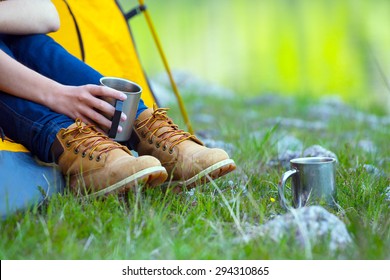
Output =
[
  {"x1": 55, "y1": 119, "x2": 168, "y2": 196},
  {"x1": 132, "y1": 105, "x2": 236, "y2": 191}
]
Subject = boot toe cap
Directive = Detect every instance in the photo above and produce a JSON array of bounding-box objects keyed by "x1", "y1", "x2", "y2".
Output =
[{"x1": 192, "y1": 148, "x2": 230, "y2": 168}]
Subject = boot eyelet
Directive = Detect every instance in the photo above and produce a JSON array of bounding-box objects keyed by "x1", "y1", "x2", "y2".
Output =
[
  {"x1": 66, "y1": 141, "x2": 71, "y2": 148},
  {"x1": 96, "y1": 155, "x2": 102, "y2": 162},
  {"x1": 162, "y1": 145, "x2": 167, "y2": 151},
  {"x1": 148, "y1": 138, "x2": 153, "y2": 144},
  {"x1": 141, "y1": 131, "x2": 146, "y2": 138},
  {"x1": 61, "y1": 133, "x2": 66, "y2": 139},
  {"x1": 74, "y1": 148, "x2": 79, "y2": 154},
  {"x1": 81, "y1": 152, "x2": 87, "y2": 158},
  {"x1": 168, "y1": 148, "x2": 174, "y2": 154},
  {"x1": 155, "y1": 143, "x2": 160, "y2": 148},
  {"x1": 89, "y1": 155, "x2": 94, "y2": 160}
]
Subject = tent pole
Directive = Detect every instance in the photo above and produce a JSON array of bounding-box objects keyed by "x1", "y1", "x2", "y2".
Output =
[{"x1": 138, "y1": 0, "x2": 194, "y2": 135}]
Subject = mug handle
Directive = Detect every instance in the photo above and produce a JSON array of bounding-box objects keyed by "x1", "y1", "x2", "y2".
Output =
[
  {"x1": 278, "y1": 169, "x2": 298, "y2": 210},
  {"x1": 108, "y1": 100, "x2": 123, "y2": 139}
]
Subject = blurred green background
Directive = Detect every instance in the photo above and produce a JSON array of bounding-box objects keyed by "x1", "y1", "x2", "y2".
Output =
[{"x1": 120, "y1": 0, "x2": 390, "y2": 110}]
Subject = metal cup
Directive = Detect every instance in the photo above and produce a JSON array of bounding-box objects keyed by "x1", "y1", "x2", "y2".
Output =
[
  {"x1": 278, "y1": 157, "x2": 337, "y2": 209},
  {"x1": 100, "y1": 77, "x2": 141, "y2": 142}
]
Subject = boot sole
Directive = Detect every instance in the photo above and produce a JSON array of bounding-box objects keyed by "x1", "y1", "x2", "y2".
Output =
[
  {"x1": 165, "y1": 159, "x2": 236, "y2": 192},
  {"x1": 87, "y1": 166, "x2": 168, "y2": 197}
]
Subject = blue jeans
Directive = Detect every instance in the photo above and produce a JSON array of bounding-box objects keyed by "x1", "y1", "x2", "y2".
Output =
[{"x1": 0, "y1": 34, "x2": 147, "y2": 162}]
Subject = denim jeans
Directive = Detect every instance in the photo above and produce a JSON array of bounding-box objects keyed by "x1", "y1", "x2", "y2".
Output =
[{"x1": 0, "y1": 34, "x2": 147, "y2": 162}]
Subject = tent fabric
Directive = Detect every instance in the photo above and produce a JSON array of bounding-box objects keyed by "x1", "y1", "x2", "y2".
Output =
[
  {"x1": 49, "y1": 0, "x2": 157, "y2": 108},
  {"x1": 0, "y1": 138, "x2": 28, "y2": 153}
]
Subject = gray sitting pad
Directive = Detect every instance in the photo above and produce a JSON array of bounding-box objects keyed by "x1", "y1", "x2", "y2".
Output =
[{"x1": 0, "y1": 151, "x2": 64, "y2": 219}]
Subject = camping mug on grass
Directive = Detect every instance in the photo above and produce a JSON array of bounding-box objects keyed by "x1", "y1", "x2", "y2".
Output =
[
  {"x1": 278, "y1": 157, "x2": 337, "y2": 210},
  {"x1": 100, "y1": 77, "x2": 141, "y2": 142}
]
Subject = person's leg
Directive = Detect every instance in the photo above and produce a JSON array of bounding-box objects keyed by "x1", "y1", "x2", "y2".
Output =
[
  {"x1": 0, "y1": 36, "x2": 73, "y2": 162},
  {"x1": 3, "y1": 34, "x2": 148, "y2": 117}
]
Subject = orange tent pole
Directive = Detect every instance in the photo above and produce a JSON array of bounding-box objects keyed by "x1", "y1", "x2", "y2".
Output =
[{"x1": 138, "y1": 0, "x2": 194, "y2": 134}]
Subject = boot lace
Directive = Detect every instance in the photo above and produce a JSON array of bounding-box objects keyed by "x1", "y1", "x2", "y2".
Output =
[
  {"x1": 136, "y1": 106, "x2": 199, "y2": 152},
  {"x1": 62, "y1": 119, "x2": 128, "y2": 160}
]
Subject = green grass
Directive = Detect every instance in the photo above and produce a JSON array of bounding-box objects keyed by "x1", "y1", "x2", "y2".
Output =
[{"x1": 1, "y1": 93, "x2": 389, "y2": 260}]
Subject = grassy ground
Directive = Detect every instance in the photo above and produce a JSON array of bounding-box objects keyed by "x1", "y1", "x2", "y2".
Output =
[{"x1": 1, "y1": 92, "x2": 389, "y2": 260}]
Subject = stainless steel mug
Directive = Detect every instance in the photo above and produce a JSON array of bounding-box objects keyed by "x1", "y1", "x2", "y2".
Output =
[
  {"x1": 100, "y1": 77, "x2": 141, "y2": 142},
  {"x1": 278, "y1": 157, "x2": 337, "y2": 209}
]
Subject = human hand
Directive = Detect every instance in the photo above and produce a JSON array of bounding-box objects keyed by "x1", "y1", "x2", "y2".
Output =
[
  {"x1": 48, "y1": 84, "x2": 128, "y2": 132},
  {"x1": 0, "y1": 51, "x2": 127, "y2": 133}
]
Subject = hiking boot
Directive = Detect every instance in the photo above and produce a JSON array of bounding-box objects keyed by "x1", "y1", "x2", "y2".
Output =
[
  {"x1": 132, "y1": 105, "x2": 236, "y2": 191},
  {"x1": 54, "y1": 119, "x2": 168, "y2": 196}
]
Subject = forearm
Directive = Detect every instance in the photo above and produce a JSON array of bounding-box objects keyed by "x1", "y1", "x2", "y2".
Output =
[
  {"x1": 0, "y1": 0, "x2": 60, "y2": 34},
  {"x1": 0, "y1": 50, "x2": 128, "y2": 130},
  {"x1": 0, "y1": 49, "x2": 60, "y2": 107}
]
